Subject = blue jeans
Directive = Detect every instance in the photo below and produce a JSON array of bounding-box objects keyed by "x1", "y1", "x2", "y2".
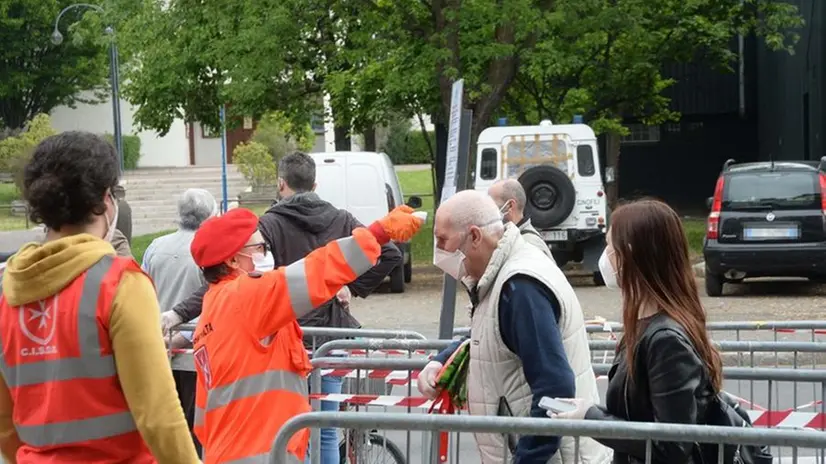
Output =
[{"x1": 306, "y1": 374, "x2": 343, "y2": 464}]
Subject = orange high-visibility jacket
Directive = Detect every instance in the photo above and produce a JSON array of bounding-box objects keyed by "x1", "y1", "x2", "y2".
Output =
[
  {"x1": 192, "y1": 228, "x2": 381, "y2": 463},
  {"x1": 0, "y1": 255, "x2": 156, "y2": 463}
]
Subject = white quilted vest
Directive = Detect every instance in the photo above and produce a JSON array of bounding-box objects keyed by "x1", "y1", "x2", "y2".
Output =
[{"x1": 465, "y1": 224, "x2": 612, "y2": 464}]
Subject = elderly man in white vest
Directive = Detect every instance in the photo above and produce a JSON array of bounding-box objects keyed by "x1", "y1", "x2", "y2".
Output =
[{"x1": 418, "y1": 190, "x2": 610, "y2": 464}]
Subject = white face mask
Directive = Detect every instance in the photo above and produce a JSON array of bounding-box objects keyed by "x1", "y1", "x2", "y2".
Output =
[
  {"x1": 253, "y1": 251, "x2": 275, "y2": 272},
  {"x1": 499, "y1": 202, "x2": 511, "y2": 223},
  {"x1": 434, "y1": 247, "x2": 466, "y2": 281},
  {"x1": 104, "y1": 193, "x2": 119, "y2": 243},
  {"x1": 598, "y1": 248, "x2": 619, "y2": 289}
]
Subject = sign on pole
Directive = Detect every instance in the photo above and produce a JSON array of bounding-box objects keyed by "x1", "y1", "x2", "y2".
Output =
[
  {"x1": 430, "y1": 80, "x2": 473, "y2": 464},
  {"x1": 440, "y1": 79, "x2": 464, "y2": 203}
]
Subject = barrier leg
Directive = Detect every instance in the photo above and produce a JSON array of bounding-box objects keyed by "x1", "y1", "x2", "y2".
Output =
[{"x1": 310, "y1": 370, "x2": 322, "y2": 464}]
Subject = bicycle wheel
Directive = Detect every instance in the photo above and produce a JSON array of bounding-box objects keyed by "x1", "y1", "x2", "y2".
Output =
[{"x1": 338, "y1": 432, "x2": 407, "y2": 464}]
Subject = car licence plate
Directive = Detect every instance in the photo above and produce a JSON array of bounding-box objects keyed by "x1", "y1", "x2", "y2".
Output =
[
  {"x1": 743, "y1": 227, "x2": 799, "y2": 240},
  {"x1": 541, "y1": 230, "x2": 568, "y2": 241}
]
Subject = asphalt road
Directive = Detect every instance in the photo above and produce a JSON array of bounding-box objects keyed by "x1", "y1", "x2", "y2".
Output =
[
  {"x1": 349, "y1": 268, "x2": 826, "y2": 344},
  {"x1": 0, "y1": 228, "x2": 41, "y2": 253}
]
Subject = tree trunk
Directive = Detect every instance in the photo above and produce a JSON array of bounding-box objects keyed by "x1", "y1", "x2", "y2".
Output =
[
  {"x1": 334, "y1": 125, "x2": 351, "y2": 151},
  {"x1": 363, "y1": 126, "x2": 376, "y2": 151},
  {"x1": 433, "y1": 120, "x2": 448, "y2": 207},
  {"x1": 605, "y1": 133, "x2": 621, "y2": 207}
]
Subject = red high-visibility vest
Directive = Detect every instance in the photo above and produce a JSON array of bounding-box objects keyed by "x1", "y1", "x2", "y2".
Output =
[
  {"x1": 0, "y1": 254, "x2": 155, "y2": 463},
  {"x1": 193, "y1": 230, "x2": 381, "y2": 464}
]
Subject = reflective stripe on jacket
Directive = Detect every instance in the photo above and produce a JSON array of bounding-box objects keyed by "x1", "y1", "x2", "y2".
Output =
[
  {"x1": 193, "y1": 229, "x2": 380, "y2": 463},
  {"x1": 0, "y1": 255, "x2": 155, "y2": 463}
]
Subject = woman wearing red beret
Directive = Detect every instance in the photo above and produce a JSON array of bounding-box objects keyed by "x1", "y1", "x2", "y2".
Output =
[{"x1": 189, "y1": 205, "x2": 423, "y2": 464}]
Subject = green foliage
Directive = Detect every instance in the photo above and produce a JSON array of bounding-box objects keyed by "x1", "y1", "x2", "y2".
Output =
[
  {"x1": 117, "y1": 0, "x2": 226, "y2": 135},
  {"x1": 0, "y1": 0, "x2": 112, "y2": 130},
  {"x1": 251, "y1": 112, "x2": 315, "y2": 165},
  {"x1": 234, "y1": 141, "x2": 277, "y2": 192},
  {"x1": 102, "y1": 134, "x2": 141, "y2": 169},
  {"x1": 118, "y1": 0, "x2": 802, "y2": 160},
  {"x1": 382, "y1": 117, "x2": 434, "y2": 165},
  {"x1": 499, "y1": 0, "x2": 803, "y2": 134},
  {"x1": 0, "y1": 114, "x2": 57, "y2": 191}
]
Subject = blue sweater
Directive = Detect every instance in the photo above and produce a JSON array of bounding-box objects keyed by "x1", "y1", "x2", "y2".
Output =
[{"x1": 432, "y1": 275, "x2": 575, "y2": 464}]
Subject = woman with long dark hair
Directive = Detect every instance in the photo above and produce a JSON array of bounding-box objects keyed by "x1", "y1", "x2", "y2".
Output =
[{"x1": 553, "y1": 199, "x2": 723, "y2": 464}]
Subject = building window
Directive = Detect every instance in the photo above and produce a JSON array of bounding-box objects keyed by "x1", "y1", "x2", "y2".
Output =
[
  {"x1": 665, "y1": 123, "x2": 681, "y2": 134},
  {"x1": 621, "y1": 124, "x2": 660, "y2": 144},
  {"x1": 201, "y1": 124, "x2": 221, "y2": 139},
  {"x1": 311, "y1": 115, "x2": 325, "y2": 134}
]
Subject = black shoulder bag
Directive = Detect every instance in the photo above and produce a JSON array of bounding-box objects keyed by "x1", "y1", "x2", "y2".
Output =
[{"x1": 696, "y1": 392, "x2": 774, "y2": 464}]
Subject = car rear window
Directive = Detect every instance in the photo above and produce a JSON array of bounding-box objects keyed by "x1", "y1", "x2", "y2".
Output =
[
  {"x1": 504, "y1": 138, "x2": 570, "y2": 178},
  {"x1": 724, "y1": 171, "x2": 820, "y2": 210}
]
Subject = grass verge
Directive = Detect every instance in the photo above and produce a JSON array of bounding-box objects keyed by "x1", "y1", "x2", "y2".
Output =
[
  {"x1": 131, "y1": 230, "x2": 174, "y2": 264},
  {"x1": 399, "y1": 170, "x2": 436, "y2": 267}
]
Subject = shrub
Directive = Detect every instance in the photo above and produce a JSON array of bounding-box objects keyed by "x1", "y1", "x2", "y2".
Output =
[
  {"x1": 0, "y1": 114, "x2": 57, "y2": 192},
  {"x1": 234, "y1": 141, "x2": 277, "y2": 192},
  {"x1": 251, "y1": 111, "x2": 315, "y2": 167},
  {"x1": 382, "y1": 117, "x2": 434, "y2": 165},
  {"x1": 102, "y1": 134, "x2": 141, "y2": 169}
]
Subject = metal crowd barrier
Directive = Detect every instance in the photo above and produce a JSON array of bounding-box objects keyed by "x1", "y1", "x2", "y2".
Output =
[
  {"x1": 166, "y1": 325, "x2": 826, "y2": 463},
  {"x1": 305, "y1": 354, "x2": 826, "y2": 464},
  {"x1": 271, "y1": 411, "x2": 826, "y2": 464},
  {"x1": 455, "y1": 320, "x2": 826, "y2": 340}
]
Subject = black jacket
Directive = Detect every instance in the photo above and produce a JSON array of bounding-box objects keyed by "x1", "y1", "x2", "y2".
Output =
[
  {"x1": 584, "y1": 313, "x2": 715, "y2": 464},
  {"x1": 172, "y1": 194, "x2": 401, "y2": 346}
]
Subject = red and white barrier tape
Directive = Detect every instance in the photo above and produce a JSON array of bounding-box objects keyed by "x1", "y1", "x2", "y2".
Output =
[
  {"x1": 169, "y1": 348, "x2": 431, "y2": 357},
  {"x1": 308, "y1": 394, "x2": 825, "y2": 430},
  {"x1": 774, "y1": 329, "x2": 826, "y2": 335}
]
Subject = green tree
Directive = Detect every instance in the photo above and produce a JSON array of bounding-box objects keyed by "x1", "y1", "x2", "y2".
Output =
[
  {"x1": 0, "y1": 0, "x2": 113, "y2": 130},
  {"x1": 118, "y1": 0, "x2": 225, "y2": 135},
  {"x1": 252, "y1": 111, "x2": 315, "y2": 163},
  {"x1": 498, "y1": 0, "x2": 801, "y2": 202},
  {"x1": 0, "y1": 113, "x2": 57, "y2": 190},
  {"x1": 331, "y1": 0, "x2": 800, "y2": 201}
]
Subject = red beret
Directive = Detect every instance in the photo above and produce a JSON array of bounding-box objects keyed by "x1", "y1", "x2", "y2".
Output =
[{"x1": 191, "y1": 208, "x2": 259, "y2": 267}]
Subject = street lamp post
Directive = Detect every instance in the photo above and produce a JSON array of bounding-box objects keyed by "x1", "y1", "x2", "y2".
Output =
[{"x1": 52, "y1": 3, "x2": 124, "y2": 175}]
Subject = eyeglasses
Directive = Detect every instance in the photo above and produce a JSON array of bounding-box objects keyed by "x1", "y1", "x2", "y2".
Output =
[{"x1": 242, "y1": 242, "x2": 268, "y2": 254}]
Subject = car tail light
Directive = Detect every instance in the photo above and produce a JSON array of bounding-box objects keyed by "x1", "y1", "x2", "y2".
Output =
[
  {"x1": 707, "y1": 176, "x2": 725, "y2": 240},
  {"x1": 820, "y1": 173, "x2": 826, "y2": 215}
]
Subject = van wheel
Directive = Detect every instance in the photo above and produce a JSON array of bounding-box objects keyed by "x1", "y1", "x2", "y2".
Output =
[
  {"x1": 404, "y1": 259, "x2": 412, "y2": 283},
  {"x1": 390, "y1": 265, "x2": 405, "y2": 293},
  {"x1": 705, "y1": 270, "x2": 724, "y2": 297}
]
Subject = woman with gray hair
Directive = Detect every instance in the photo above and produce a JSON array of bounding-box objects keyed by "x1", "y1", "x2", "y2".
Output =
[{"x1": 141, "y1": 187, "x2": 217, "y2": 455}]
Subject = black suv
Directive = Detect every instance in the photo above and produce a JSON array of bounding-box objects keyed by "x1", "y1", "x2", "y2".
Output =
[{"x1": 703, "y1": 158, "x2": 826, "y2": 296}]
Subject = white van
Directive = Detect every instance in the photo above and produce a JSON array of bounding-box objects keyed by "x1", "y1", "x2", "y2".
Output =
[
  {"x1": 309, "y1": 152, "x2": 423, "y2": 293},
  {"x1": 474, "y1": 120, "x2": 608, "y2": 283}
]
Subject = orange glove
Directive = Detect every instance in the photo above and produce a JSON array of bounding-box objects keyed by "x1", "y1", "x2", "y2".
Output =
[{"x1": 367, "y1": 205, "x2": 424, "y2": 244}]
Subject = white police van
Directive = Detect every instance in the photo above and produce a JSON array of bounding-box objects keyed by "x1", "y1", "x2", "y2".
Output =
[{"x1": 473, "y1": 120, "x2": 608, "y2": 283}]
